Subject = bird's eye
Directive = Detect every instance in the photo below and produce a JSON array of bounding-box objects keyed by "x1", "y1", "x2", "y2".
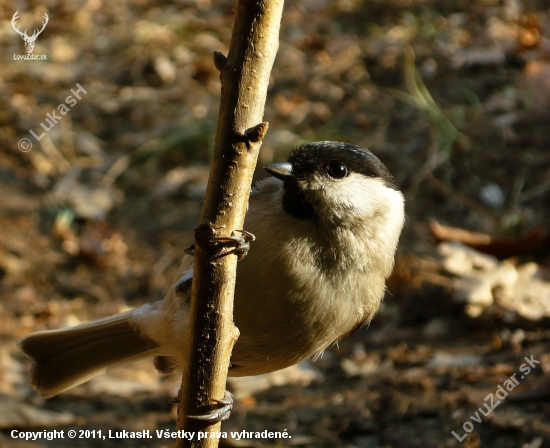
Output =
[{"x1": 327, "y1": 162, "x2": 348, "y2": 179}]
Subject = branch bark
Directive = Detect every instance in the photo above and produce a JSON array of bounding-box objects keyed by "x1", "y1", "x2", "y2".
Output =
[{"x1": 176, "y1": 1, "x2": 284, "y2": 447}]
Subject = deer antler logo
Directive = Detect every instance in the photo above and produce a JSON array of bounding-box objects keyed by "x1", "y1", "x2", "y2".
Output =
[{"x1": 12, "y1": 11, "x2": 49, "y2": 54}]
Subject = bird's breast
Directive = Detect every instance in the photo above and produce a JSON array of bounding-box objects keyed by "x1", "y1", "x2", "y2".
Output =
[{"x1": 228, "y1": 208, "x2": 383, "y2": 375}]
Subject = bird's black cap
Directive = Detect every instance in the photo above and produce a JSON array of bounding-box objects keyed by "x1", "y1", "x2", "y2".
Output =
[
  {"x1": 265, "y1": 141, "x2": 398, "y2": 220},
  {"x1": 289, "y1": 141, "x2": 397, "y2": 190}
]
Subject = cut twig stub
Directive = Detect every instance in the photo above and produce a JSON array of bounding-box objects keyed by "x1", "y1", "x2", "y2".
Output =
[
  {"x1": 244, "y1": 122, "x2": 269, "y2": 144},
  {"x1": 213, "y1": 51, "x2": 227, "y2": 71}
]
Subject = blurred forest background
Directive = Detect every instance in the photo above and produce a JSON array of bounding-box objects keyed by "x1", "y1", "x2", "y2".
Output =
[{"x1": 1, "y1": 0, "x2": 550, "y2": 447}]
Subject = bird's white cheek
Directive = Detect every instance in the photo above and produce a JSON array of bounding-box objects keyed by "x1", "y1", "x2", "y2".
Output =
[{"x1": 311, "y1": 175, "x2": 371, "y2": 217}]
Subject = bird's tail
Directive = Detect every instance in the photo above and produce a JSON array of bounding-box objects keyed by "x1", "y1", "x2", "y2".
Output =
[{"x1": 18, "y1": 310, "x2": 157, "y2": 398}]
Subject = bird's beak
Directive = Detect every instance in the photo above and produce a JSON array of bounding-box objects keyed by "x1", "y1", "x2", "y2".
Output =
[{"x1": 264, "y1": 162, "x2": 294, "y2": 181}]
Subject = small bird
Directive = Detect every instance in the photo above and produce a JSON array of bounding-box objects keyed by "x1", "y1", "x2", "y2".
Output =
[{"x1": 19, "y1": 141, "x2": 405, "y2": 403}]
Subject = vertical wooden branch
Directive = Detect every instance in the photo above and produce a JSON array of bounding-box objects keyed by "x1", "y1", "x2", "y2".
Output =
[{"x1": 176, "y1": 1, "x2": 284, "y2": 447}]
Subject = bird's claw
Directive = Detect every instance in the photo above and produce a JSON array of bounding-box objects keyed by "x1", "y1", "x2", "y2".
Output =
[
  {"x1": 214, "y1": 230, "x2": 255, "y2": 261},
  {"x1": 187, "y1": 391, "x2": 233, "y2": 423},
  {"x1": 186, "y1": 230, "x2": 255, "y2": 261}
]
